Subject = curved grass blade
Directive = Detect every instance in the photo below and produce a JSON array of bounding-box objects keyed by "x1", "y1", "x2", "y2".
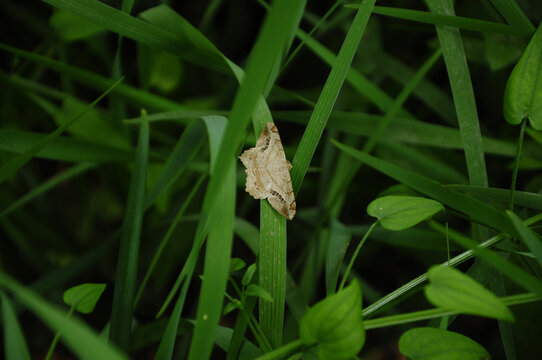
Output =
[
  {"x1": 134, "y1": 173, "x2": 206, "y2": 308},
  {"x1": 40, "y1": 0, "x2": 229, "y2": 74},
  {"x1": 0, "y1": 77, "x2": 123, "y2": 186},
  {"x1": 1, "y1": 163, "x2": 94, "y2": 217},
  {"x1": 507, "y1": 211, "x2": 542, "y2": 267},
  {"x1": 0, "y1": 45, "x2": 182, "y2": 112},
  {"x1": 430, "y1": 221, "x2": 542, "y2": 296},
  {"x1": 332, "y1": 140, "x2": 515, "y2": 236},
  {"x1": 347, "y1": 5, "x2": 517, "y2": 35},
  {"x1": 144, "y1": 120, "x2": 206, "y2": 209},
  {"x1": 489, "y1": 0, "x2": 535, "y2": 36},
  {"x1": 1, "y1": 292, "x2": 32, "y2": 360},
  {"x1": 0, "y1": 272, "x2": 127, "y2": 360},
  {"x1": 0, "y1": 129, "x2": 136, "y2": 163},
  {"x1": 447, "y1": 185, "x2": 542, "y2": 211},
  {"x1": 109, "y1": 113, "x2": 149, "y2": 351}
]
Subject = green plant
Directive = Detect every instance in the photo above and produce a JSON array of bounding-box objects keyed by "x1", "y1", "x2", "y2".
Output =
[{"x1": 1, "y1": 0, "x2": 542, "y2": 359}]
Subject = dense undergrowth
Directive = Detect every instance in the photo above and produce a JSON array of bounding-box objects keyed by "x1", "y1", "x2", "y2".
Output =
[{"x1": 1, "y1": 0, "x2": 542, "y2": 359}]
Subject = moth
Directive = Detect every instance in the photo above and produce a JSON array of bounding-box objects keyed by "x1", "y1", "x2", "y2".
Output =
[{"x1": 239, "y1": 122, "x2": 296, "y2": 220}]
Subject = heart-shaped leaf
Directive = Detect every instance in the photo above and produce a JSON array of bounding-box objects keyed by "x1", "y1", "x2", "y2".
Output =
[
  {"x1": 399, "y1": 327, "x2": 491, "y2": 360},
  {"x1": 63, "y1": 283, "x2": 106, "y2": 314},
  {"x1": 425, "y1": 266, "x2": 514, "y2": 321},
  {"x1": 300, "y1": 280, "x2": 364, "y2": 360},
  {"x1": 503, "y1": 24, "x2": 542, "y2": 130},
  {"x1": 367, "y1": 195, "x2": 444, "y2": 231}
]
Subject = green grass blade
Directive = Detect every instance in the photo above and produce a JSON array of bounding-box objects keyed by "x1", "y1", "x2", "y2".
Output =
[
  {"x1": 0, "y1": 272, "x2": 127, "y2": 360},
  {"x1": 0, "y1": 77, "x2": 122, "y2": 186},
  {"x1": 187, "y1": 161, "x2": 235, "y2": 360},
  {"x1": 40, "y1": 0, "x2": 229, "y2": 73},
  {"x1": 154, "y1": 117, "x2": 227, "y2": 360},
  {"x1": 1, "y1": 292, "x2": 32, "y2": 360},
  {"x1": 489, "y1": 0, "x2": 535, "y2": 36},
  {"x1": 447, "y1": 185, "x2": 542, "y2": 211},
  {"x1": 267, "y1": 110, "x2": 519, "y2": 156},
  {"x1": 144, "y1": 120, "x2": 206, "y2": 209},
  {"x1": 376, "y1": 51, "x2": 456, "y2": 125},
  {"x1": 109, "y1": 114, "x2": 149, "y2": 350},
  {"x1": 507, "y1": 211, "x2": 542, "y2": 267},
  {"x1": 0, "y1": 45, "x2": 183, "y2": 112},
  {"x1": 380, "y1": 142, "x2": 467, "y2": 185},
  {"x1": 290, "y1": 0, "x2": 376, "y2": 194},
  {"x1": 348, "y1": 5, "x2": 518, "y2": 35},
  {"x1": 430, "y1": 221, "x2": 542, "y2": 296},
  {"x1": 0, "y1": 130, "x2": 134, "y2": 163},
  {"x1": 324, "y1": 49, "x2": 442, "y2": 209},
  {"x1": 295, "y1": 27, "x2": 412, "y2": 117},
  {"x1": 187, "y1": 0, "x2": 307, "y2": 352},
  {"x1": 258, "y1": 201, "x2": 287, "y2": 348},
  {"x1": 1, "y1": 163, "x2": 94, "y2": 217},
  {"x1": 425, "y1": 0, "x2": 488, "y2": 188},
  {"x1": 325, "y1": 219, "x2": 351, "y2": 295},
  {"x1": 332, "y1": 140, "x2": 515, "y2": 235},
  {"x1": 134, "y1": 174, "x2": 206, "y2": 308}
]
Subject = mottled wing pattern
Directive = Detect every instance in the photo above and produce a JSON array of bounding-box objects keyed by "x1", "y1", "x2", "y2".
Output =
[{"x1": 239, "y1": 122, "x2": 296, "y2": 220}]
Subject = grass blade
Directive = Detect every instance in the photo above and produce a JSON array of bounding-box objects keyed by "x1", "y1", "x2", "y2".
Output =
[
  {"x1": 507, "y1": 211, "x2": 542, "y2": 267},
  {"x1": 489, "y1": 0, "x2": 535, "y2": 36},
  {"x1": 144, "y1": 120, "x2": 206, "y2": 209},
  {"x1": 332, "y1": 140, "x2": 515, "y2": 236},
  {"x1": 425, "y1": 0, "x2": 488, "y2": 188},
  {"x1": 109, "y1": 114, "x2": 149, "y2": 350},
  {"x1": 351, "y1": 5, "x2": 518, "y2": 35},
  {"x1": 1, "y1": 292, "x2": 32, "y2": 360},
  {"x1": 1, "y1": 163, "x2": 94, "y2": 217},
  {"x1": 0, "y1": 272, "x2": 127, "y2": 360},
  {"x1": 0, "y1": 77, "x2": 123, "y2": 186},
  {"x1": 290, "y1": 0, "x2": 376, "y2": 194},
  {"x1": 447, "y1": 185, "x2": 542, "y2": 211},
  {"x1": 0, "y1": 129, "x2": 134, "y2": 162}
]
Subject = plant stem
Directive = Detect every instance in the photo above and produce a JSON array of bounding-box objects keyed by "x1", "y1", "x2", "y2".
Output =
[
  {"x1": 44, "y1": 307, "x2": 75, "y2": 360},
  {"x1": 509, "y1": 118, "x2": 527, "y2": 211},
  {"x1": 339, "y1": 221, "x2": 378, "y2": 291}
]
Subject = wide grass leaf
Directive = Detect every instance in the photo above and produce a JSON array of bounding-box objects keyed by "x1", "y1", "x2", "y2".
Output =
[
  {"x1": 425, "y1": 266, "x2": 514, "y2": 321},
  {"x1": 367, "y1": 196, "x2": 444, "y2": 231},
  {"x1": 300, "y1": 280, "x2": 364, "y2": 360},
  {"x1": 503, "y1": 24, "x2": 542, "y2": 130},
  {"x1": 399, "y1": 327, "x2": 490, "y2": 360},
  {"x1": 1, "y1": 292, "x2": 31, "y2": 360}
]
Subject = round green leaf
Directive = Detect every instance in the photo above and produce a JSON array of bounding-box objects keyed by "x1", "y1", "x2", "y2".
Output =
[
  {"x1": 425, "y1": 266, "x2": 514, "y2": 321},
  {"x1": 503, "y1": 24, "x2": 542, "y2": 130},
  {"x1": 367, "y1": 196, "x2": 444, "y2": 231},
  {"x1": 63, "y1": 283, "x2": 106, "y2": 314},
  {"x1": 300, "y1": 280, "x2": 365, "y2": 360},
  {"x1": 399, "y1": 327, "x2": 491, "y2": 360}
]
